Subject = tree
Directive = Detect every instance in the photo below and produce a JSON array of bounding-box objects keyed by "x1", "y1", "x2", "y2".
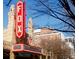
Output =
[
  {"x1": 4, "y1": 0, "x2": 75, "y2": 33},
  {"x1": 40, "y1": 38, "x2": 73, "y2": 59},
  {"x1": 29, "y1": 0, "x2": 75, "y2": 34}
]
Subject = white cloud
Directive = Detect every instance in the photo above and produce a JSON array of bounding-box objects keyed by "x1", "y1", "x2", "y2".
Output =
[{"x1": 34, "y1": 29, "x2": 41, "y2": 33}]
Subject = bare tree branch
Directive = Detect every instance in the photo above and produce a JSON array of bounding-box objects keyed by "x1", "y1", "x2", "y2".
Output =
[
  {"x1": 6, "y1": 0, "x2": 12, "y2": 6},
  {"x1": 58, "y1": 0, "x2": 75, "y2": 20},
  {"x1": 30, "y1": 0, "x2": 75, "y2": 33}
]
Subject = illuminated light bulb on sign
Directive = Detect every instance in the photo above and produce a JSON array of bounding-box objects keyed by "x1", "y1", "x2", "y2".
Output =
[{"x1": 16, "y1": 0, "x2": 24, "y2": 38}]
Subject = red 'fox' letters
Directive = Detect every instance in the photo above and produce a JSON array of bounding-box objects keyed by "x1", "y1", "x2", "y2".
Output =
[{"x1": 16, "y1": 1, "x2": 23, "y2": 38}]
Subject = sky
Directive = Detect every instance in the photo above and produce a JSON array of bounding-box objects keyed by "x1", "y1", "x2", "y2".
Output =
[{"x1": 3, "y1": 0, "x2": 74, "y2": 37}]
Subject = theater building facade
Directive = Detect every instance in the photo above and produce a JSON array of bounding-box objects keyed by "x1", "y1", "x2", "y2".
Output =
[
  {"x1": 3, "y1": 0, "x2": 63, "y2": 59},
  {"x1": 3, "y1": 0, "x2": 43, "y2": 59}
]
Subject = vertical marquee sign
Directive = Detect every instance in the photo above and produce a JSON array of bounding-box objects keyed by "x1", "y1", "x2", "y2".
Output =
[{"x1": 16, "y1": 0, "x2": 24, "y2": 38}]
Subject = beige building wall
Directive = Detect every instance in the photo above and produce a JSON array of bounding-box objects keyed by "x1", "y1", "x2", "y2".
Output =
[
  {"x1": 3, "y1": 4, "x2": 16, "y2": 46},
  {"x1": 31, "y1": 28, "x2": 61, "y2": 47}
]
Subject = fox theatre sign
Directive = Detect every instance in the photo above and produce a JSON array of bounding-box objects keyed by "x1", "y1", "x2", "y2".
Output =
[
  {"x1": 16, "y1": 0, "x2": 24, "y2": 38},
  {"x1": 12, "y1": 0, "x2": 41, "y2": 54}
]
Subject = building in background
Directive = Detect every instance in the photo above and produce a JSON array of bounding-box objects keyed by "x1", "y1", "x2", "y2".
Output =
[
  {"x1": 32, "y1": 28, "x2": 62, "y2": 47},
  {"x1": 28, "y1": 17, "x2": 33, "y2": 37},
  {"x1": 3, "y1": 4, "x2": 16, "y2": 59},
  {"x1": 65, "y1": 37, "x2": 75, "y2": 46},
  {"x1": 3, "y1": 4, "x2": 16, "y2": 49},
  {"x1": 65, "y1": 37, "x2": 75, "y2": 59},
  {"x1": 27, "y1": 17, "x2": 65, "y2": 51}
]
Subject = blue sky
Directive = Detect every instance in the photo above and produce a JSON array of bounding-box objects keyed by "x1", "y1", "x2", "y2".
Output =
[{"x1": 3, "y1": 0, "x2": 74, "y2": 37}]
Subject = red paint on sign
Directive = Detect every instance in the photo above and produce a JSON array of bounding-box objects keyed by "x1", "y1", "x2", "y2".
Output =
[{"x1": 16, "y1": 0, "x2": 23, "y2": 38}]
